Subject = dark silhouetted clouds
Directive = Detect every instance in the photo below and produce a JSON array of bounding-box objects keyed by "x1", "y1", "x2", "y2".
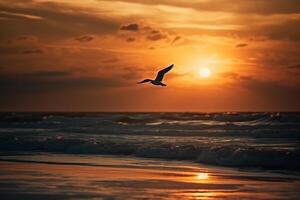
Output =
[
  {"x1": 0, "y1": 73, "x2": 124, "y2": 94},
  {"x1": 287, "y1": 64, "x2": 300, "y2": 69},
  {"x1": 171, "y1": 36, "x2": 182, "y2": 45},
  {"x1": 255, "y1": 19, "x2": 300, "y2": 42},
  {"x1": 147, "y1": 30, "x2": 166, "y2": 41},
  {"x1": 22, "y1": 48, "x2": 44, "y2": 54},
  {"x1": 15, "y1": 35, "x2": 31, "y2": 41},
  {"x1": 222, "y1": 72, "x2": 300, "y2": 106},
  {"x1": 120, "y1": 23, "x2": 139, "y2": 31},
  {"x1": 0, "y1": 2, "x2": 120, "y2": 40},
  {"x1": 29, "y1": 70, "x2": 72, "y2": 77},
  {"x1": 126, "y1": 37, "x2": 136, "y2": 42},
  {"x1": 75, "y1": 35, "x2": 94, "y2": 42},
  {"x1": 102, "y1": 58, "x2": 120, "y2": 63},
  {"x1": 236, "y1": 43, "x2": 248, "y2": 48}
]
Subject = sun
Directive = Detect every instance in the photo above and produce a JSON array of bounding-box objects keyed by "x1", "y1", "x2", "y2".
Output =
[
  {"x1": 199, "y1": 68, "x2": 211, "y2": 78},
  {"x1": 196, "y1": 172, "x2": 209, "y2": 180}
]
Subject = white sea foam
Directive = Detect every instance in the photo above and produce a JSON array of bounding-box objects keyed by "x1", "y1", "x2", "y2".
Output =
[{"x1": 0, "y1": 112, "x2": 300, "y2": 171}]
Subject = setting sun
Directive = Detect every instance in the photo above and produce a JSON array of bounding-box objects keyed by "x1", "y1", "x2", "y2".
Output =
[
  {"x1": 199, "y1": 68, "x2": 211, "y2": 78},
  {"x1": 196, "y1": 172, "x2": 209, "y2": 180}
]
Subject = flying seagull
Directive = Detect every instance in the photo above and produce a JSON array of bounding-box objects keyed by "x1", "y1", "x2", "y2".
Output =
[{"x1": 138, "y1": 64, "x2": 174, "y2": 86}]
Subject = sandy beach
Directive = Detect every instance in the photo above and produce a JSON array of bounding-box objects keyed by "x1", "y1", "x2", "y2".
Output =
[{"x1": 0, "y1": 153, "x2": 299, "y2": 200}]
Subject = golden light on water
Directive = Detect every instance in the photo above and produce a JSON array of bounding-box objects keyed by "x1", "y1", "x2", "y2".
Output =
[{"x1": 196, "y1": 172, "x2": 209, "y2": 180}]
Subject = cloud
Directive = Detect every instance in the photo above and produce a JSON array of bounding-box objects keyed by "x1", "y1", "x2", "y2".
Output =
[
  {"x1": 102, "y1": 58, "x2": 120, "y2": 63},
  {"x1": 15, "y1": 35, "x2": 33, "y2": 41},
  {"x1": 236, "y1": 43, "x2": 248, "y2": 48},
  {"x1": 119, "y1": 24, "x2": 171, "y2": 43},
  {"x1": 0, "y1": 10, "x2": 44, "y2": 20},
  {"x1": 0, "y1": 73, "x2": 124, "y2": 94},
  {"x1": 75, "y1": 35, "x2": 94, "y2": 42},
  {"x1": 243, "y1": 79, "x2": 300, "y2": 101},
  {"x1": 147, "y1": 30, "x2": 167, "y2": 41},
  {"x1": 111, "y1": 0, "x2": 300, "y2": 15},
  {"x1": 29, "y1": 70, "x2": 72, "y2": 77},
  {"x1": 170, "y1": 36, "x2": 182, "y2": 45},
  {"x1": 251, "y1": 19, "x2": 300, "y2": 42},
  {"x1": 121, "y1": 66, "x2": 145, "y2": 80},
  {"x1": 21, "y1": 48, "x2": 44, "y2": 54},
  {"x1": 5, "y1": 35, "x2": 39, "y2": 46},
  {"x1": 126, "y1": 37, "x2": 136, "y2": 42},
  {"x1": 222, "y1": 72, "x2": 300, "y2": 105},
  {"x1": 0, "y1": 2, "x2": 120, "y2": 40},
  {"x1": 288, "y1": 64, "x2": 300, "y2": 69},
  {"x1": 222, "y1": 72, "x2": 252, "y2": 81},
  {"x1": 120, "y1": 23, "x2": 139, "y2": 31}
]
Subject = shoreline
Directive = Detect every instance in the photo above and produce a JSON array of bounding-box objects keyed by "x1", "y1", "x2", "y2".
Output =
[{"x1": 1, "y1": 153, "x2": 299, "y2": 199}]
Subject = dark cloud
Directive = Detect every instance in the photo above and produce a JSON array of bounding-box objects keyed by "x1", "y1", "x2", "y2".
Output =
[
  {"x1": 120, "y1": 23, "x2": 139, "y2": 31},
  {"x1": 0, "y1": 3, "x2": 120, "y2": 40},
  {"x1": 236, "y1": 43, "x2": 248, "y2": 48},
  {"x1": 251, "y1": 19, "x2": 300, "y2": 42},
  {"x1": 0, "y1": 73, "x2": 124, "y2": 94},
  {"x1": 147, "y1": 30, "x2": 167, "y2": 41},
  {"x1": 170, "y1": 36, "x2": 182, "y2": 45},
  {"x1": 15, "y1": 35, "x2": 31, "y2": 41},
  {"x1": 6, "y1": 35, "x2": 38, "y2": 45},
  {"x1": 120, "y1": 71, "x2": 139, "y2": 80},
  {"x1": 288, "y1": 64, "x2": 300, "y2": 69},
  {"x1": 222, "y1": 72, "x2": 300, "y2": 106},
  {"x1": 241, "y1": 78, "x2": 300, "y2": 104},
  {"x1": 102, "y1": 58, "x2": 120, "y2": 63},
  {"x1": 75, "y1": 35, "x2": 94, "y2": 42},
  {"x1": 29, "y1": 70, "x2": 72, "y2": 77},
  {"x1": 121, "y1": 67, "x2": 145, "y2": 80},
  {"x1": 126, "y1": 37, "x2": 136, "y2": 42},
  {"x1": 21, "y1": 48, "x2": 43, "y2": 54},
  {"x1": 150, "y1": 30, "x2": 160, "y2": 34}
]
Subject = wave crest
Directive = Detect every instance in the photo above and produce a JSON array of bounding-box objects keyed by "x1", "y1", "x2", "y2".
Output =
[{"x1": 1, "y1": 135, "x2": 299, "y2": 171}]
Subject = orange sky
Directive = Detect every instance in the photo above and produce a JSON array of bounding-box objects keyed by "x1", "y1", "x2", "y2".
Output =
[{"x1": 0, "y1": 0, "x2": 300, "y2": 111}]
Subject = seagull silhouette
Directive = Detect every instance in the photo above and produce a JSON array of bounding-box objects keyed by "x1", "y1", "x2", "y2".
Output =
[{"x1": 138, "y1": 64, "x2": 174, "y2": 86}]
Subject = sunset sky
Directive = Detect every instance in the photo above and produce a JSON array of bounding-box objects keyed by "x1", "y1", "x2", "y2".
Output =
[{"x1": 1, "y1": 0, "x2": 300, "y2": 112}]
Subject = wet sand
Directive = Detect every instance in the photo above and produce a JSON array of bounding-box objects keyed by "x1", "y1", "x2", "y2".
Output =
[{"x1": 0, "y1": 153, "x2": 299, "y2": 199}]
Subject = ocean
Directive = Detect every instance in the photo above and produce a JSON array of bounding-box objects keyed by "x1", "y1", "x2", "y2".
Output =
[
  {"x1": 1, "y1": 112, "x2": 299, "y2": 171},
  {"x1": 0, "y1": 112, "x2": 300, "y2": 199}
]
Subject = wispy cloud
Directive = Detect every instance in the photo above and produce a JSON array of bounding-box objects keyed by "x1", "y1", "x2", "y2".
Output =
[
  {"x1": 0, "y1": 10, "x2": 44, "y2": 20},
  {"x1": 75, "y1": 35, "x2": 94, "y2": 42},
  {"x1": 21, "y1": 48, "x2": 44, "y2": 54}
]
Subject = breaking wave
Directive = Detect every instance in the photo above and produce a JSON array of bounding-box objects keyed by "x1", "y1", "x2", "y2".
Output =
[{"x1": 1, "y1": 112, "x2": 300, "y2": 171}]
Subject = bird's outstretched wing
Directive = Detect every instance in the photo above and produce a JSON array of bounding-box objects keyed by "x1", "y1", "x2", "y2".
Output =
[
  {"x1": 138, "y1": 79, "x2": 152, "y2": 84},
  {"x1": 155, "y1": 64, "x2": 174, "y2": 82}
]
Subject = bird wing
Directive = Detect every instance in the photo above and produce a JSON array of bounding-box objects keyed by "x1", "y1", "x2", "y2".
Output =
[
  {"x1": 154, "y1": 64, "x2": 174, "y2": 82},
  {"x1": 138, "y1": 79, "x2": 152, "y2": 84}
]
